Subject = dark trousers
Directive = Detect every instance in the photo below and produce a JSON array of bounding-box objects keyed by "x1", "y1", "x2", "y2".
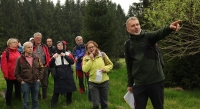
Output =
[
  {"x1": 51, "y1": 92, "x2": 72, "y2": 106},
  {"x1": 39, "y1": 67, "x2": 48, "y2": 99},
  {"x1": 6, "y1": 80, "x2": 21, "y2": 106},
  {"x1": 76, "y1": 70, "x2": 85, "y2": 90},
  {"x1": 85, "y1": 73, "x2": 92, "y2": 101},
  {"x1": 89, "y1": 81, "x2": 109, "y2": 109},
  {"x1": 133, "y1": 81, "x2": 164, "y2": 109},
  {"x1": 48, "y1": 67, "x2": 55, "y2": 78}
]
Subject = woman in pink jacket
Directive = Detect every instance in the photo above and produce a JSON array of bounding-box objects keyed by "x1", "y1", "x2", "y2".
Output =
[{"x1": 1, "y1": 38, "x2": 21, "y2": 106}]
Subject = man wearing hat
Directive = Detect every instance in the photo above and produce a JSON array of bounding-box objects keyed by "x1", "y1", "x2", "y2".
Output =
[{"x1": 29, "y1": 37, "x2": 34, "y2": 43}]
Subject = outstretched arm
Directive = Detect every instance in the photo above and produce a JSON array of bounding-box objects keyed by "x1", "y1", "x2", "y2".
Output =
[{"x1": 170, "y1": 20, "x2": 182, "y2": 31}]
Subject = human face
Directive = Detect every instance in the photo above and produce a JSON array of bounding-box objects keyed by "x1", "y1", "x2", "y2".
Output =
[
  {"x1": 30, "y1": 39, "x2": 34, "y2": 43},
  {"x1": 126, "y1": 19, "x2": 141, "y2": 35},
  {"x1": 46, "y1": 39, "x2": 52, "y2": 47},
  {"x1": 87, "y1": 43, "x2": 96, "y2": 55},
  {"x1": 9, "y1": 40, "x2": 18, "y2": 49},
  {"x1": 76, "y1": 37, "x2": 83, "y2": 45},
  {"x1": 57, "y1": 42, "x2": 63, "y2": 50},
  {"x1": 64, "y1": 44, "x2": 67, "y2": 50},
  {"x1": 34, "y1": 35, "x2": 42, "y2": 45},
  {"x1": 24, "y1": 43, "x2": 33, "y2": 55}
]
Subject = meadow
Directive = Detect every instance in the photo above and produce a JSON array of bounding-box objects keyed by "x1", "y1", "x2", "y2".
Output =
[{"x1": 0, "y1": 59, "x2": 199, "y2": 109}]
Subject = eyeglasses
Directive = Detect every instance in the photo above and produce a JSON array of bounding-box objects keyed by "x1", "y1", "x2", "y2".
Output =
[{"x1": 88, "y1": 46, "x2": 95, "y2": 49}]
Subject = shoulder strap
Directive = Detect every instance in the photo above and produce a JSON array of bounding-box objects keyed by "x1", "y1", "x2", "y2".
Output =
[
  {"x1": 72, "y1": 46, "x2": 77, "y2": 54},
  {"x1": 101, "y1": 52, "x2": 106, "y2": 64},
  {"x1": 5, "y1": 48, "x2": 9, "y2": 61},
  {"x1": 101, "y1": 52, "x2": 105, "y2": 58}
]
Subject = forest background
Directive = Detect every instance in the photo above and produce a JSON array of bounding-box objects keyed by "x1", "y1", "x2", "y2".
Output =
[{"x1": 0, "y1": 0, "x2": 200, "y2": 89}]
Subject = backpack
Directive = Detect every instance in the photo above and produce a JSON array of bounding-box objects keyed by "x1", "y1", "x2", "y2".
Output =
[
  {"x1": 0, "y1": 48, "x2": 9, "y2": 70},
  {"x1": 2, "y1": 48, "x2": 21, "y2": 61},
  {"x1": 0, "y1": 48, "x2": 22, "y2": 70},
  {"x1": 100, "y1": 52, "x2": 106, "y2": 64}
]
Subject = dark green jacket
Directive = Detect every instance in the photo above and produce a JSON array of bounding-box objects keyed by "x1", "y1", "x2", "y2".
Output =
[{"x1": 125, "y1": 25, "x2": 173, "y2": 86}]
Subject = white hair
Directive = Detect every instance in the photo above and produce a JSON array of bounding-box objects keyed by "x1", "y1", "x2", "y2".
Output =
[
  {"x1": 75, "y1": 36, "x2": 83, "y2": 41},
  {"x1": 7, "y1": 38, "x2": 18, "y2": 46},
  {"x1": 23, "y1": 42, "x2": 33, "y2": 51},
  {"x1": 126, "y1": 17, "x2": 139, "y2": 27},
  {"x1": 33, "y1": 32, "x2": 42, "y2": 38}
]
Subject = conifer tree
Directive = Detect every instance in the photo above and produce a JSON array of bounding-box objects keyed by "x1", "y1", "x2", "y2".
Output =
[{"x1": 82, "y1": 0, "x2": 118, "y2": 63}]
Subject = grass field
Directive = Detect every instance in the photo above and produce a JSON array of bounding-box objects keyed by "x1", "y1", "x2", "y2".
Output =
[{"x1": 0, "y1": 59, "x2": 200, "y2": 109}]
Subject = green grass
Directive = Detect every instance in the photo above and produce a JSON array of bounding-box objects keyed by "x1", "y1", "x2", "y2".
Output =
[{"x1": 0, "y1": 59, "x2": 200, "y2": 109}]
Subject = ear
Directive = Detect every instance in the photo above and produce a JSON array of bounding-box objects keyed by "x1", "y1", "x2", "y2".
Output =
[{"x1": 126, "y1": 27, "x2": 129, "y2": 32}]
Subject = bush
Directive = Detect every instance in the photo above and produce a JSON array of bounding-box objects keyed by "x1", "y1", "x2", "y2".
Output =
[{"x1": 164, "y1": 53, "x2": 200, "y2": 89}]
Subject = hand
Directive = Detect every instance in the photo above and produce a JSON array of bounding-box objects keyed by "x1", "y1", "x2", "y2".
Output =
[
  {"x1": 170, "y1": 20, "x2": 182, "y2": 31},
  {"x1": 127, "y1": 87, "x2": 133, "y2": 93},
  {"x1": 60, "y1": 52, "x2": 65, "y2": 56},
  {"x1": 18, "y1": 43, "x2": 21, "y2": 47},
  {"x1": 75, "y1": 57, "x2": 78, "y2": 62},
  {"x1": 53, "y1": 53, "x2": 59, "y2": 58},
  {"x1": 89, "y1": 53, "x2": 94, "y2": 60},
  {"x1": 21, "y1": 81, "x2": 25, "y2": 84},
  {"x1": 100, "y1": 68, "x2": 106, "y2": 72}
]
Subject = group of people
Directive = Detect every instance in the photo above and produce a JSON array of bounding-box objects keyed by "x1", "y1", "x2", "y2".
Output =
[
  {"x1": 0, "y1": 32, "x2": 114, "y2": 109},
  {"x1": 0, "y1": 16, "x2": 182, "y2": 109}
]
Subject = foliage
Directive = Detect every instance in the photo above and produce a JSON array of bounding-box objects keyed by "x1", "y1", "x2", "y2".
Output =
[
  {"x1": 0, "y1": 0, "x2": 128, "y2": 68},
  {"x1": 143, "y1": 0, "x2": 200, "y2": 59},
  {"x1": 82, "y1": 0, "x2": 127, "y2": 68},
  {"x1": 126, "y1": 0, "x2": 200, "y2": 89},
  {"x1": 0, "y1": 59, "x2": 200, "y2": 108},
  {"x1": 164, "y1": 53, "x2": 200, "y2": 89}
]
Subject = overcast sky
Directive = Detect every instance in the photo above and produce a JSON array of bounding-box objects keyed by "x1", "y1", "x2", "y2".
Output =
[{"x1": 52, "y1": 0, "x2": 140, "y2": 14}]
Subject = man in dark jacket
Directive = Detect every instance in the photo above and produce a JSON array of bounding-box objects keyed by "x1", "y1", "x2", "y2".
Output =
[
  {"x1": 124, "y1": 17, "x2": 182, "y2": 109},
  {"x1": 46, "y1": 38, "x2": 56, "y2": 77},
  {"x1": 15, "y1": 41, "x2": 44, "y2": 109}
]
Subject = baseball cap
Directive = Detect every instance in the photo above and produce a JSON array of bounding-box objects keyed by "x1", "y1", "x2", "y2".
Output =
[{"x1": 29, "y1": 37, "x2": 34, "y2": 41}]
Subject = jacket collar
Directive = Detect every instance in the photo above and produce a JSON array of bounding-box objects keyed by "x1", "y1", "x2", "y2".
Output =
[{"x1": 129, "y1": 30, "x2": 145, "y2": 40}]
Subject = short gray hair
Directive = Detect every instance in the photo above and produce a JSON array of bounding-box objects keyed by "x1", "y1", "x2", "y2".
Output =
[
  {"x1": 23, "y1": 42, "x2": 33, "y2": 51},
  {"x1": 33, "y1": 32, "x2": 42, "y2": 38},
  {"x1": 75, "y1": 36, "x2": 82, "y2": 41},
  {"x1": 126, "y1": 17, "x2": 139, "y2": 27},
  {"x1": 7, "y1": 38, "x2": 18, "y2": 46}
]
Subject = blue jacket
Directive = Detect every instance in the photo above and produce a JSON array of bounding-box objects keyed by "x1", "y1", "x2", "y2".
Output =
[{"x1": 72, "y1": 44, "x2": 85, "y2": 70}]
